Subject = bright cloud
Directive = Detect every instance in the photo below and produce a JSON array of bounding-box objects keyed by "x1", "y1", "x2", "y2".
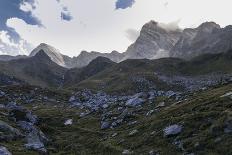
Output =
[{"x1": 0, "y1": 30, "x2": 33, "y2": 55}]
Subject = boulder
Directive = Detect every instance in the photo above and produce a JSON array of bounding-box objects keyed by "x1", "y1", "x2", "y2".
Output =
[
  {"x1": 25, "y1": 130, "x2": 47, "y2": 153},
  {"x1": 224, "y1": 119, "x2": 232, "y2": 133},
  {"x1": 18, "y1": 121, "x2": 48, "y2": 153},
  {"x1": 126, "y1": 98, "x2": 145, "y2": 107},
  {"x1": 220, "y1": 92, "x2": 232, "y2": 99},
  {"x1": 0, "y1": 120, "x2": 23, "y2": 140},
  {"x1": 122, "y1": 149, "x2": 133, "y2": 154},
  {"x1": 128, "y1": 129, "x2": 138, "y2": 136},
  {"x1": 64, "y1": 119, "x2": 73, "y2": 126},
  {"x1": 101, "y1": 121, "x2": 110, "y2": 130},
  {"x1": 0, "y1": 146, "x2": 12, "y2": 155},
  {"x1": 0, "y1": 91, "x2": 6, "y2": 97},
  {"x1": 163, "y1": 124, "x2": 182, "y2": 137}
]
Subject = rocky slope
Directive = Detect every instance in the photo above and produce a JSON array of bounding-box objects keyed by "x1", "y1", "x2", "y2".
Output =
[
  {"x1": 71, "y1": 50, "x2": 232, "y2": 94},
  {"x1": 64, "y1": 57, "x2": 116, "y2": 87},
  {"x1": 0, "y1": 77, "x2": 232, "y2": 154}
]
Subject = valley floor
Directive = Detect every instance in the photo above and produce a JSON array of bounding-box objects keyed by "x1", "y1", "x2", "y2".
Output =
[{"x1": 0, "y1": 83, "x2": 232, "y2": 155}]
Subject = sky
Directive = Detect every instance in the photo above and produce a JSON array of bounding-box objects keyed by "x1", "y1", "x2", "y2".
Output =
[{"x1": 0, "y1": 0, "x2": 232, "y2": 56}]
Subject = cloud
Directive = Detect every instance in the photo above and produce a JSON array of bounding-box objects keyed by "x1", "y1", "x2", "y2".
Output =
[
  {"x1": 125, "y1": 29, "x2": 140, "y2": 42},
  {"x1": 0, "y1": 30, "x2": 33, "y2": 55},
  {"x1": 158, "y1": 20, "x2": 181, "y2": 31},
  {"x1": 116, "y1": 0, "x2": 135, "y2": 9},
  {"x1": 61, "y1": 7, "x2": 73, "y2": 21}
]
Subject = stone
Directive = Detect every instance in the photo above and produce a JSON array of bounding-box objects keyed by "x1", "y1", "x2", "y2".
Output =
[
  {"x1": 0, "y1": 120, "x2": 23, "y2": 138},
  {"x1": 122, "y1": 149, "x2": 133, "y2": 154},
  {"x1": 0, "y1": 90, "x2": 6, "y2": 97},
  {"x1": 26, "y1": 112, "x2": 38, "y2": 124},
  {"x1": 224, "y1": 119, "x2": 232, "y2": 133},
  {"x1": 24, "y1": 129, "x2": 47, "y2": 153},
  {"x1": 128, "y1": 129, "x2": 138, "y2": 136},
  {"x1": 64, "y1": 119, "x2": 73, "y2": 126},
  {"x1": 126, "y1": 98, "x2": 145, "y2": 107},
  {"x1": 0, "y1": 146, "x2": 12, "y2": 155},
  {"x1": 146, "y1": 110, "x2": 155, "y2": 116},
  {"x1": 155, "y1": 102, "x2": 165, "y2": 108},
  {"x1": 69, "y1": 96, "x2": 76, "y2": 102},
  {"x1": 112, "y1": 133, "x2": 118, "y2": 137},
  {"x1": 101, "y1": 121, "x2": 110, "y2": 130},
  {"x1": 163, "y1": 124, "x2": 182, "y2": 137},
  {"x1": 220, "y1": 92, "x2": 232, "y2": 98},
  {"x1": 165, "y1": 91, "x2": 176, "y2": 98},
  {"x1": 18, "y1": 121, "x2": 48, "y2": 153},
  {"x1": 102, "y1": 104, "x2": 109, "y2": 109}
]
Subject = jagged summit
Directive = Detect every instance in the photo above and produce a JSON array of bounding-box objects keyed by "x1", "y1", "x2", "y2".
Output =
[{"x1": 30, "y1": 43, "x2": 68, "y2": 67}]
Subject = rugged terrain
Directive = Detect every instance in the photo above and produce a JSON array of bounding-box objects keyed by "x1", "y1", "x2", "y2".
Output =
[
  {"x1": 0, "y1": 78, "x2": 232, "y2": 155},
  {"x1": 1, "y1": 20, "x2": 232, "y2": 155}
]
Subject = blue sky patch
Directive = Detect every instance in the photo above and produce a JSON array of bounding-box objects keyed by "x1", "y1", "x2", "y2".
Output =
[
  {"x1": 0, "y1": 0, "x2": 40, "y2": 41},
  {"x1": 115, "y1": 0, "x2": 135, "y2": 10}
]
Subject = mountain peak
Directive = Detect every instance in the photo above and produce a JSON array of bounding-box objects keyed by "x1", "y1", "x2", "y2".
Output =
[
  {"x1": 197, "y1": 21, "x2": 220, "y2": 32},
  {"x1": 30, "y1": 43, "x2": 68, "y2": 67}
]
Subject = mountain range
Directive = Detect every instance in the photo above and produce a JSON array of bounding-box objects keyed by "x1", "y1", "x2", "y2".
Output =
[{"x1": 2, "y1": 21, "x2": 232, "y2": 69}]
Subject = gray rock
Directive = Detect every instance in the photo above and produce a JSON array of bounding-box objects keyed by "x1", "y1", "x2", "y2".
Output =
[
  {"x1": 155, "y1": 102, "x2": 165, "y2": 108},
  {"x1": 0, "y1": 146, "x2": 12, "y2": 155},
  {"x1": 0, "y1": 90, "x2": 6, "y2": 97},
  {"x1": 18, "y1": 121, "x2": 48, "y2": 153},
  {"x1": 146, "y1": 110, "x2": 155, "y2": 116},
  {"x1": 64, "y1": 119, "x2": 73, "y2": 126},
  {"x1": 25, "y1": 130, "x2": 47, "y2": 153},
  {"x1": 101, "y1": 121, "x2": 110, "y2": 130},
  {"x1": 128, "y1": 129, "x2": 138, "y2": 136},
  {"x1": 122, "y1": 149, "x2": 133, "y2": 154},
  {"x1": 220, "y1": 92, "x2": 232, "y2": 98},
  {"x1": 0, "y1": 120, "x2": 22, "y2": 138},
  {"x1": 26, "y1": 112, "x2": 38, "y2": 124},
  {"x1": 163, "y1": 124, "x2": 182, "y2": 137},
  {"x1": 224, "y1": 120, "x2": 232, "y2": 133}
]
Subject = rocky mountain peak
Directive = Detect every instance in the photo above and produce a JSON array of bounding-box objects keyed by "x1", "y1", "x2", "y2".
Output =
[
  {"x1": 197, "y1": 21, "x2": 220, "y2": 33},
  {"x1": 29, "y1": 43, "x2": 69, "y2": 67}
]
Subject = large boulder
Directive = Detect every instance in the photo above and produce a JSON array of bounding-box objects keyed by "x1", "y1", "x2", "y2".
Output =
[
  {"x1": 0, "y1": 120, "x2": 23, "y2": 141},
  {"x1": 163, "y1": 124, "x2": 182, "y2": 137},
  {"x1": 18, "y1": 121, "x2": 48, "y2": 154},
  {"x1": 0, "y1": 146, "x2": 12, "y2": 155}
]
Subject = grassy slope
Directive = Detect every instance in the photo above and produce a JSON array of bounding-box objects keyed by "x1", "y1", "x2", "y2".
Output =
[
  {"x1": 69, "y1": 51, "x2": 232, "y2": 94},
  {"x1": 1, "y1": 83, "x2": 232, "y2": 154}
]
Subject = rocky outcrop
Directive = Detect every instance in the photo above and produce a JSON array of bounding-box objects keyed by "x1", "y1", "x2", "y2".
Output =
[
  {"x1": 124, "y1": 21, "x2": 181, "y2": 60},
  {"x1": 0, "y1": 146, "x2": 12, "y2": 155},
  {"x1": 124, "y1": 21, "x2": 232, "y2": 60}
]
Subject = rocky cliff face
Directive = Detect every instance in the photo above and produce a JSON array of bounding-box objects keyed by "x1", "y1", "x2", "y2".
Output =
[
  {"x1": 123, "y1": 21, "x2": 182, "y2": 60},
  {"x1": 125, "y1": 21, "x2": 232, "y2": 60}
]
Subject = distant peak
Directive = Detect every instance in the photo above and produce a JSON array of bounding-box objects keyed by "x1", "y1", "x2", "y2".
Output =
[{"x1": 197, "y1": 21, "x2": 220, "y2": 31}]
